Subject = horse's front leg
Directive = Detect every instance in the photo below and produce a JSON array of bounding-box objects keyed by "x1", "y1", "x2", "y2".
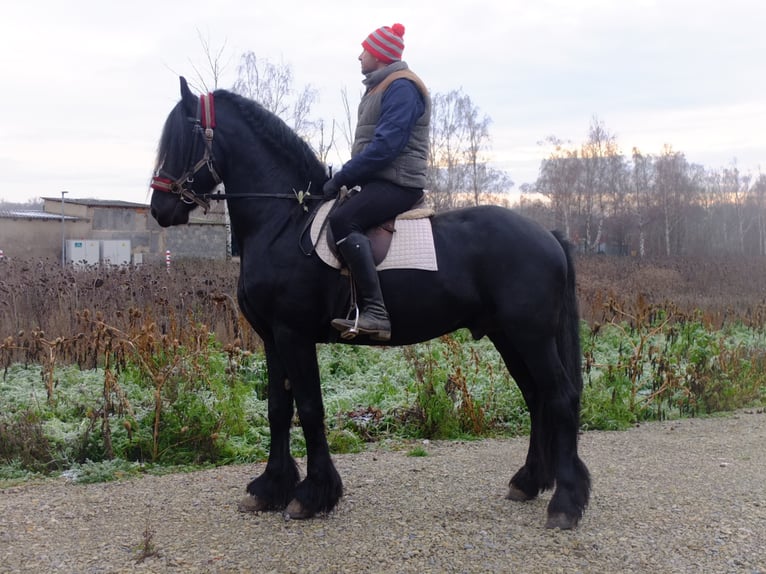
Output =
[
  {"x1": 281, "y1": 334, "x2": 343, "y2": 518},
  {"x1": 239, "y1": 341, "x2": 300, "y2": 511}
]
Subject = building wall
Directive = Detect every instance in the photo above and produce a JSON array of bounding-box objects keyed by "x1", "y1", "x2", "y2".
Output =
[
  {"x1": 0, "y1": 217, "x2": 90, "y2": 260},
  {"x1": 163, "y1": 223, "x2": 229, "y2": 260},
  {"x1": 1, "y1": 203, "x2": 228, "y2": 262},
  {"x1": 88, "y1": 206, "x2": 164, "y2": 258}
]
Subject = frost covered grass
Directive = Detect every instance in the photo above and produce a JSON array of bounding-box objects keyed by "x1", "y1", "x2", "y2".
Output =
[
  {"x1": 0, "y1": 332, "x2": 531, "y2": 483},
  {"x1": 1, "y1": 255, "x2": 766, "y2": 483},
  {"x1": 581, "y1": 310, "x2": 766, "y2": 430},
  {"x1": 1, "y1": 317, "x2": 764, "y2": 484}
]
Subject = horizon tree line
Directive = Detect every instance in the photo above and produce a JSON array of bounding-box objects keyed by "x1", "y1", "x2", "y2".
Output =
[{"x1": 523, "y1": 117, "x2": 766, "y2": 257}]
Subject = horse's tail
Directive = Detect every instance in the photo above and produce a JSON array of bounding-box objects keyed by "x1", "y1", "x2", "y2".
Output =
[
  {"x1": 553, "y1": 231, "x2": 583, "y2": 394},
  {"x1": 552, "y1": 230, "x2": 591, "y2": 514}
]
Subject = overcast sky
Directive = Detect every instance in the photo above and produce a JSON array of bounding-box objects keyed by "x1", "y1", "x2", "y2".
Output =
[{"x1": 1, "y1": 0, "x2": 764, "y2": 204}]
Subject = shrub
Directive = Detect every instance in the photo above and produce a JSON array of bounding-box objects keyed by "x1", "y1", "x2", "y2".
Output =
[{"x1": 0, "y1": 411, "x2": 55, "y2": 472}]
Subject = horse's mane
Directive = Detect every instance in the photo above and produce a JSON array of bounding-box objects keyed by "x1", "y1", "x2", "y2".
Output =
[
  {"x1": 154, "y1": 88, "x2": 328, "y2": 186},
  {"x1": 214, "y1": 89, "x2": 328, "y2": 184},
  {"x1": 155, "y1": 104, "x2": 191, "y2": 176}
]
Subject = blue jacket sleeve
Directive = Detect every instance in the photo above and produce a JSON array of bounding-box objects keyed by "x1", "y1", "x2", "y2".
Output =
[{"x1": 334, "y1": 79, "x2": 425, "y2": 187}]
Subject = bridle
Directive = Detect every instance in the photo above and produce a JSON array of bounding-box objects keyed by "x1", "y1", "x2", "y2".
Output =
[{"x1": 150, "y1": 93, "x2": 222, "y2": 213}]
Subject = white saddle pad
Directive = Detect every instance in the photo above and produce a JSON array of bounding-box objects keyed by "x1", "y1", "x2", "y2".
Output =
[{"x1": 309, "y1": 199, "x2": 438, "y2": 271}]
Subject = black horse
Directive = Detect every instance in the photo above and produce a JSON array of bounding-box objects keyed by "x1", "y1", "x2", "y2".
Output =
[{"x1": 150, "y1": 77, "x2": 590, "y2": 529}]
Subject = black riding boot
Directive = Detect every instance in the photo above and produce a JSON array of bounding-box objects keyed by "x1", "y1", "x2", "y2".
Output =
[{"x1": 331, "y1": 232, "x2": 391, "y2": 341}]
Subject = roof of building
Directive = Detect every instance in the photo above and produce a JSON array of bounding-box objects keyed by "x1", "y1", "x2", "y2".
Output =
[
  {"x1": 0, "y1": 209, "x2": 79, "y2": 221},
  {"x1": 40, "y1": 198, "x2": 150, "y2": 209}
]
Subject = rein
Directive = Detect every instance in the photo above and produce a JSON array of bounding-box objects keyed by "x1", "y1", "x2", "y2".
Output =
[{"x1": 199, "y1": 188, "x2": 325, "y2": 205}]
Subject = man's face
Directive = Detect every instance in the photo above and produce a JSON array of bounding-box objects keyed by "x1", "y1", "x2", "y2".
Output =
[{"x1": 359, "y1": 49, "x2": 381, "y2": 74}]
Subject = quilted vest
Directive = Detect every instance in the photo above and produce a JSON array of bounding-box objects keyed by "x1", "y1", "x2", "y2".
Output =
[{"x1": 352, "y1": 66, "x2": 431, "y2": 188}]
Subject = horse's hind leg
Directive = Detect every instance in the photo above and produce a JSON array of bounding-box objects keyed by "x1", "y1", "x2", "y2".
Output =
[
  {"x1": 489, "y1": 333, "x2": 554, "y2": 502},
  {"x1": 495, "y1": 330, "x2": 589, "y2": 528},
  {"x1": 240, "y1": 342, "x2": 300, "y2": 512},
  {"x1": 524, "y1": 338, "x2": 590, "y2": 529}
]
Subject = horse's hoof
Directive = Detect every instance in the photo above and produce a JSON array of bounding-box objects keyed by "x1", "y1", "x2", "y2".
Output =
[
  {"x1": 237, "y1": 495, "x2": 269, "y2": 513},
  {"x1": 506, "y1": 484, "x2": 534, "y2": 502},
  {"x1": 545, "y1": 512, "x2": 579, "y2": 530},
  {"x1": 284, "y1": 498, "x2": 314, "y2": 520}
]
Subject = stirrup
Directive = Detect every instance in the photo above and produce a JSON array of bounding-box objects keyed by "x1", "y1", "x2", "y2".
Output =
[
  {"x1": 338, "y1": 306, "x2": 360, "y2": 340},
  {"x1": 334, "y1": 279, "x2": 361, "y2": 340},
  {"x1": 331, "y1": 307, "x2": 391, "y2": 341}
]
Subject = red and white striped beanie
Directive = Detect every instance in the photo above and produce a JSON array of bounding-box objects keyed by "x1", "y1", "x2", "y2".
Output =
[{"x1": 362, "y1": 23, "x2": 405, "y2": 64}]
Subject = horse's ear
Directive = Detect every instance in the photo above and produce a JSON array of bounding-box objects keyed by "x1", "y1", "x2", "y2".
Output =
[{"x1": 179, "y1": 76, "x2": 197, "y2": 114}]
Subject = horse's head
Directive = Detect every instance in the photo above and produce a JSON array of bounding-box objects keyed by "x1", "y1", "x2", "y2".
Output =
[{"x1": 150, "y1": 77, "x2": 222, "y2": 227}]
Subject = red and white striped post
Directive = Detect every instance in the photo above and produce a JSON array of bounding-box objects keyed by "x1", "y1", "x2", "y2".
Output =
[
  {"x1": 165, "y1": 249, "x2": 171, "y2": 272},
  {"x1": 0, "y1": 249, "x2": 4, "y2": 260}
]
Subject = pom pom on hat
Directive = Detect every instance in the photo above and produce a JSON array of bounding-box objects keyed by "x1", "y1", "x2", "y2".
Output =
[{"x1": 362, "y1": 23, "x2": 405, "y2": 64}]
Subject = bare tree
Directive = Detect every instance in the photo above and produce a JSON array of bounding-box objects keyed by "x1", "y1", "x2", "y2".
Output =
[
  {"x1": 313, "y1": 119, "x2": 337, "y2": 166},
  {"x1": 188, "y1": 29, "x2": 231, "y2": 92},
  {"x1": 537, "y1": 136, "x2": 581, "y2": 240},
  {"x1": 427, "y1": 90, "x2": 469, "y2": 210},
  {"x1": 338, "y1": 86, "x2": 356, "y2": 160},
  {"x1": 752, "y1": 172, "x2": 766, "y2": 255},
  {"x1": 579, "y1": 117, "x2": 622, "y2": 252},
  {"x1": 185, "y1": 31, "x2": 233, "y2": 258},
  {"x1": 232, "y1": 53, "x2": 318, "y2": 140},
  {"x1": 603, "y1": 152, "x2": 630, "y2": 254},
  {"x1": 654, "y1": 145, "x2": 696, "y2": 256},
  {"x1": 630, "y1": 148, "x2": 654, "y2": 258},
  {"x1": 721, "y1": 162, "x2": 753, "y2": 254},
  {"x1": 463, "y1": 101, "x2": 493, "y2": 205},
  {"x1": 537, "y1": 119, "x2": 624, "y2": 252},
  {"x1": 426, "y1": 89, "x2": 511, "y2": 210}
]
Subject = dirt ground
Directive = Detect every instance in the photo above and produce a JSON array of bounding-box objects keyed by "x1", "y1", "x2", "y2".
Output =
[{"x1": 1, "y1": 410, "x2": 764, "y2": 573}]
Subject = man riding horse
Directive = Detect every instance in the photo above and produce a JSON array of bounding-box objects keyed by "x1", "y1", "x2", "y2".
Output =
[{"x1": 323, "y1": 22, "x2": 431, "y2": 342}]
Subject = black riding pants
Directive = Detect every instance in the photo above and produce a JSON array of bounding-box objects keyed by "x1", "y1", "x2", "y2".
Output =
[{"x1": 328, "y1": 180, "x2": 424, "y2": 242}]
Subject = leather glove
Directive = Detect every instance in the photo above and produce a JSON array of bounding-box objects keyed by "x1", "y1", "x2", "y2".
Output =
[{"x1": 322, "y1": 176, "x2": 341, "y2": 198}]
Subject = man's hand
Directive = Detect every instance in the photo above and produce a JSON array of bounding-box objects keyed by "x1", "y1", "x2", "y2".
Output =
[{"x1": 322, "y1": 176, "x2": 341, "y2": 198}]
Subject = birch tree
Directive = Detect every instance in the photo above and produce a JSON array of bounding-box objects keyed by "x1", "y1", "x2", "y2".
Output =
[
  {"x1": 427, "y1": 90, "x2": 470, "y2": 210},
  {"x1": 630, "y1": 148, "x2": 653, "y2": 257},
  {"x1": 722, "y1": 163, "x2": 752, "y2": 254},
  {"x1": 579, "y1": 117, "x2": 621, "y2": 252},
  {"x1": 654, "y1": 146, "x2": 695, "y2": 256},
  {"x1": 752, "y1": 173, "x2": 766, "y2": 255},
  {"x1": 537, "y1": 137, "x2": 581, "y2": 240}
]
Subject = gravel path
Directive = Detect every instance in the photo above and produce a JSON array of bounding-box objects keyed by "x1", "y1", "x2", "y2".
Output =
[{"x1": 1, "y1": 411, "x2": 764, "y2": 573}]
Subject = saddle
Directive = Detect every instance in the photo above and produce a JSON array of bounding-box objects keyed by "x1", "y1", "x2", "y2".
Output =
[
  {"x1": 325, "y1": 195, "x2": 430, "y2": 266},
  {"x1": 309, "y1": 191, "x2": 438, "y2": 272}
]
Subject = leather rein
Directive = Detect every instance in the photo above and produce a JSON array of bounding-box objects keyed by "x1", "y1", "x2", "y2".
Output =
[{"x1": 150, "y1": 91, "x2": 324, "y2": 213}]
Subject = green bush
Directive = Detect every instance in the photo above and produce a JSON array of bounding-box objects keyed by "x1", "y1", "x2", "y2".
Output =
[{"x1": 328, "y1": 429, "x2": 364, "y2": 454}]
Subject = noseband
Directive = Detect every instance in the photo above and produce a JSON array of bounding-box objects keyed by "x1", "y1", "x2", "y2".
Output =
[{"x1": 151, "y1": 93, "x2": 222, "y2": 213}]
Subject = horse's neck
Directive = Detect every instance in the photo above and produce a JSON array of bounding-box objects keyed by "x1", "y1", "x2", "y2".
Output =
[{"x1": 218, "y1": 111, "x2": 321, "y2": 246}]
